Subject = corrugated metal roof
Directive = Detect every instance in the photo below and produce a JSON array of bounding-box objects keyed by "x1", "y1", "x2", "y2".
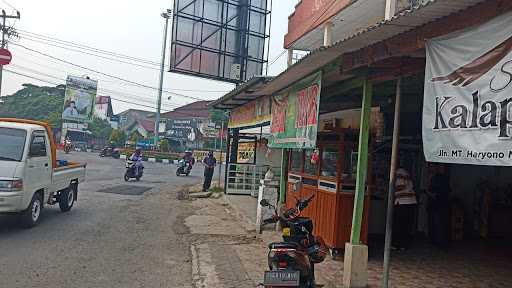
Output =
[
  {"x1": 258, "y1": 0, "x2": 486, "y2": 96},
  {"x1": 210, "y1": 76, "x2": 274, "y2": 110}
]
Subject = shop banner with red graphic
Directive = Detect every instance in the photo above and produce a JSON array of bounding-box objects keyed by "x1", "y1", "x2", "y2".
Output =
[
  {"x1": 423, "y1": 12, "x2": 512, "y2": 166},
  {"x1": 269, "y1": 72, "x2": 321, "y2": 148}
]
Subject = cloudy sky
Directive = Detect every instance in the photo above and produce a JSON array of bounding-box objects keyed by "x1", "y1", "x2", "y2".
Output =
[{"x1": 3, "y1": 0, "x2": 298, "y2": 113}]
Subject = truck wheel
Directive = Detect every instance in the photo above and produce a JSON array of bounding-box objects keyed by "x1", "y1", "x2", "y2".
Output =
[
  {"x1": 20, "y1": 192, "x2": 43, "y2": 228},
  {"x1": 59, "y1": 186, "x2": 75, "y2": 212}
]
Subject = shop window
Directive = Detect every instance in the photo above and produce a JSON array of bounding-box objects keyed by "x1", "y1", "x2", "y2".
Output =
[
  {"x1": 343, "y1": 148, "x2": 358, "y2": 182},
  {"x1": 304, "y1": 150, "x2": 318, "y2": 176},
  {"x1": 321, "y1": 147, "x2": 338, "y2": 177},
  {"x1": 290, "y1": 150, "x2": 302, "y2": 173}
]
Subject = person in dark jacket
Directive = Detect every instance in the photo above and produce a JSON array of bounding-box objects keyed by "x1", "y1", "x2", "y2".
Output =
[
  {"x1": 428, "y1": 163, "x2": 451, "y2": 248},
  {"x1": 202, "y1": 151, "x2": 217, "y2": 192}
]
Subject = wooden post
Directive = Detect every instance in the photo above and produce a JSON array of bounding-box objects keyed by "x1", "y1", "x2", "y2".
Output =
[
  {"x1": 382, "y1": 77, "x2": 402, "y2": 288},
  {"x1": 350, "y1": 79, "x2": 373, "y2": 244},
  {"x1": 279, "y1": 149, "x2": 288, "y2": 204}
]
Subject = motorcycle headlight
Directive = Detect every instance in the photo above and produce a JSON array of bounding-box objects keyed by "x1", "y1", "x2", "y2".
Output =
[{"x1": 0, "y1": 179, "x2": 23, "y2": 192}]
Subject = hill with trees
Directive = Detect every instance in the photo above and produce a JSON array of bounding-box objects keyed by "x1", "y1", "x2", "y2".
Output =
[{"x1": 0, "y1": 84, "x2": 65, "y2": 128}]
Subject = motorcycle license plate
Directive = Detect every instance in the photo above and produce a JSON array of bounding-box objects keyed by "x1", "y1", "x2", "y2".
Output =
[{"x1": 264, "y1": 270, "x2": 299, "y2": 286}]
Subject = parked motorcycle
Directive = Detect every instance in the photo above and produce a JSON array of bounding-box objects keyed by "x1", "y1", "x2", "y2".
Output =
[
  {"x1": 124, "y1": 159, "x2": 143, "y2": 181},
  {"x1": 259, "y1": 195, "x2": 328, "y2": 288},
  {"x1": 176, "y1": 159, "x2": 192, "y2": 176}
]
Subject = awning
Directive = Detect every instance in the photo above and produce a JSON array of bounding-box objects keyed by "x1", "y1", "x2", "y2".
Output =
[
  {"x1": 257, "y1": 0, "x2": 486, "y2": 97},
  {"x1": 210, "y1": 76, "x2": 274, "y2": 110}
]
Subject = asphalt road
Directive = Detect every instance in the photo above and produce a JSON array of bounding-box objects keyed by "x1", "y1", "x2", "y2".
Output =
[{"x1": 0, "y1": 152, "x2": 204, "y2": 288}]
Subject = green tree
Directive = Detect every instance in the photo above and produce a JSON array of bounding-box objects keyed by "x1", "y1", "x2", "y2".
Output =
[
  {"x1": 109, "y1": 129, "x2": 127, "y2": 147},
  {"x1": 160, "y1": 138, "x2": 169, "y2": 152},
  {"x1": 130, "y1": 130, "x2": 139, "y2": 142},
  {"x1": 0, "y1": 84, "x2": 65, "y2": 121},
  {"x1": 209, "y1": 109, "x2": 229, "y2": 126},
  {"x1": 89, "y1": 117, "x2": 113, "y2": 140}
]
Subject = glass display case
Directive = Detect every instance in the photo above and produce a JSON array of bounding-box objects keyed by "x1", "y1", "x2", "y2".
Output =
[
  {"x1": 290, "y1": 150, "x2": 302, "y2": 173},
  {"x1": 304, "y1": 150, "x2": 318, "y2": 175},
  {"x1": 320, "y1": 147, "x2": 338, "y2": 178},
  {"x1": 285, "y1": 129, "x2": 371, "y2": 249}
]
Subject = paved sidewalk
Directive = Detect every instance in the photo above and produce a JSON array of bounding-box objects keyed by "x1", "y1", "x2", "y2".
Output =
[{"x1": 184, "y1": 195, "x2": 512, "y2": 288}]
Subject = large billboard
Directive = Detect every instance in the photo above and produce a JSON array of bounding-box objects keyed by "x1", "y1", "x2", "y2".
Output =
[
  {"x1": 170, "y1": 0, "x2": 269, "y2": 83},
  {"x1": 62, "y1": 76, "x2": 98, "y2": 122},
  {"x1": 423, "y1": 12, "x2": 512, "y2": 166}
]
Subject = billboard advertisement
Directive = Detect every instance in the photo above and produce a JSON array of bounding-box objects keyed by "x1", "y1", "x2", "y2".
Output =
[
  {"x1": 423, "y1": 12, "x2": 512, "y2": 166},
  {"x1": 62, "y1": 76, "x2": 98, "y2": 122},
  {"x1": 165, "y1": 119, "x2": 198, "y2": 141},
  {"x1": 170, "y1": 0, "x2": 269, "y2": 83},
  {"x1": 269, "y1": 72, "x2": 321, "y2": 149}
]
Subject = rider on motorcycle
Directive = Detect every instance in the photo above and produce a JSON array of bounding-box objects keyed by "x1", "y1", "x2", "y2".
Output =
[
  {"x1": 130, "y1": 148, "x2": 144, "y2": 176},
  {"x1": 182, "y1": 150, "x2": 195, "y2": 171}
]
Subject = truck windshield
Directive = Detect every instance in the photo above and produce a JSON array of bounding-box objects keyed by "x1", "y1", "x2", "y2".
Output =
[{"x1": 0, "y1": 127, "x2": 27, "y2": 161}]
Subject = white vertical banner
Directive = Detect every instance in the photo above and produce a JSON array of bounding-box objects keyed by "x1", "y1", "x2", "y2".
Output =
[{"x1": 423, "y1": 12, "x2": 512, "y2": 166}]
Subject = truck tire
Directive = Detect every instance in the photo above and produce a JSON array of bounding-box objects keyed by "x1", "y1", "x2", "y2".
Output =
[
  {"x1": 20, "y1": 192, "x2": 43, "y2": 228},
  {"x1": 59, "y1": 186, "x2": 75, "y2": 212}
]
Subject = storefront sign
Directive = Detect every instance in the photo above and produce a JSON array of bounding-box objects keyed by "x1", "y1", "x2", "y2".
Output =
[
  {"x1": 228, "y1": 96, "x2": 271, "y2": 128},
  {"x1": 237, "y1": 142, "x2": 256, "y2": 163},
  {"x1": 423, "y1": 12, "x2": 512, "y2": 166},
  {"x1": 193, "y1": 150, "x2": 224, "y2": 163},
  {"x1": 269, "y1": 72, "x2": 321, "y2": 148}
]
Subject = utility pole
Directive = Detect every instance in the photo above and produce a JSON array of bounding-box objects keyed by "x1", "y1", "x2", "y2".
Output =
[
  {"x1": 154, "y1": 10, "x2": 171, "y2": 149},
  {"x1": 218, "y1": 120, "x2": 224, "y2": 186},
  {"x1": 0, "y1": 10, "x2": 20, "y2": 97}
]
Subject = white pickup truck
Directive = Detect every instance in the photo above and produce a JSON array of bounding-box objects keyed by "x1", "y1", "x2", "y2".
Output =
[{"x1": 0, "y1": 118, "x2": 86, "y2": 227}]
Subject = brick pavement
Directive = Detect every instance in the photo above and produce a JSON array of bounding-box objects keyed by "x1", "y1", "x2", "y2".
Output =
[{"x1": 185, "y1": 196, "x2": 512, "y2": 288}]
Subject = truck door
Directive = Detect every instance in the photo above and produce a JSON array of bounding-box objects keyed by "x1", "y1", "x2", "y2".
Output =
[{"x1": 25, "y1": 130, "x2": 52, "y2": 199}]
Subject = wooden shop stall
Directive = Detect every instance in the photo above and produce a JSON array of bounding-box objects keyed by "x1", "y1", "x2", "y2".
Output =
[
  {"x1": 285, "y1": 130, "x2": 373, "y2": 250},
  {"x1": 269, "y1": 72, "x2": 376, "y2": 250}
]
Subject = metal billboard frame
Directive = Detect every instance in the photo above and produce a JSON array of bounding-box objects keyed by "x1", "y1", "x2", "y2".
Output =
[{"x1": 170, "y1": 0, "x2": 271, "y2": 83}]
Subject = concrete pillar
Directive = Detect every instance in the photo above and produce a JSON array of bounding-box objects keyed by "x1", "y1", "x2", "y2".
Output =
[
  {"x1": 323, "y1": 21, "x2": 334, "y2": 47},
  {"x1": 343, "y1": 243, "x2": 368, "y2": 288},
  {"x1": 385, "y1": 0, "x2": 398, "y2": 20},
  {"x1": 287, "y1": 48, "x2": 294, "y2": 67}
]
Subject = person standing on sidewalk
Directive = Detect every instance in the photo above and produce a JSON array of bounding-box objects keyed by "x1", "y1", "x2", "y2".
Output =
[
  {"x1": 392, "y1": 167, "x2": 417, "y2": 250},
  {"x1": 202, "y1": 151, "x2": 217, "y2": 192}
]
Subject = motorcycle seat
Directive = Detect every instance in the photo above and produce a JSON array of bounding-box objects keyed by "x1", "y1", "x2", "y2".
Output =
[{"x1": 269, "y1": 242, "x2": 299, "y2": 250}]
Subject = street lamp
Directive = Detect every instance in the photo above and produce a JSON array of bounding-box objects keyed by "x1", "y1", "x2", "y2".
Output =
[{"x1": 154, "y1": 10, "x2": 172, "y2": 149}]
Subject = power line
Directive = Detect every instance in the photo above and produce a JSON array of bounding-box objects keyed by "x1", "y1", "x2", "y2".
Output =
[
  {"x1": 1, "y1": 0, "x2": 18, "y2": 12},
  {"x1": 3, "y1": 68, "x2": 172, "y2": 112},
  {"x1": 16, "y1": 30, "x2": 232, "y2": 94},
  {"x1": 11, "y1": 42, "x2": 209, "y2": 101},
  {"x1": 5, "y1": 67, "x2": 217, "y2": 118},
  {"x1": 20, "y1": 35, "x2": 162, "y2": 71},
  {"x1": 17, "y1": 29, "x2": 159, "y2": 66},
  {"x1": 9, "y1": 64, "x2": 180, "y2": 110}
]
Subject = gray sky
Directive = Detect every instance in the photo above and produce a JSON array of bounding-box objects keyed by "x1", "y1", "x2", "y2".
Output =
[{"x1": 3, "y1": 0, "x2": 298, "y2": 113}]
